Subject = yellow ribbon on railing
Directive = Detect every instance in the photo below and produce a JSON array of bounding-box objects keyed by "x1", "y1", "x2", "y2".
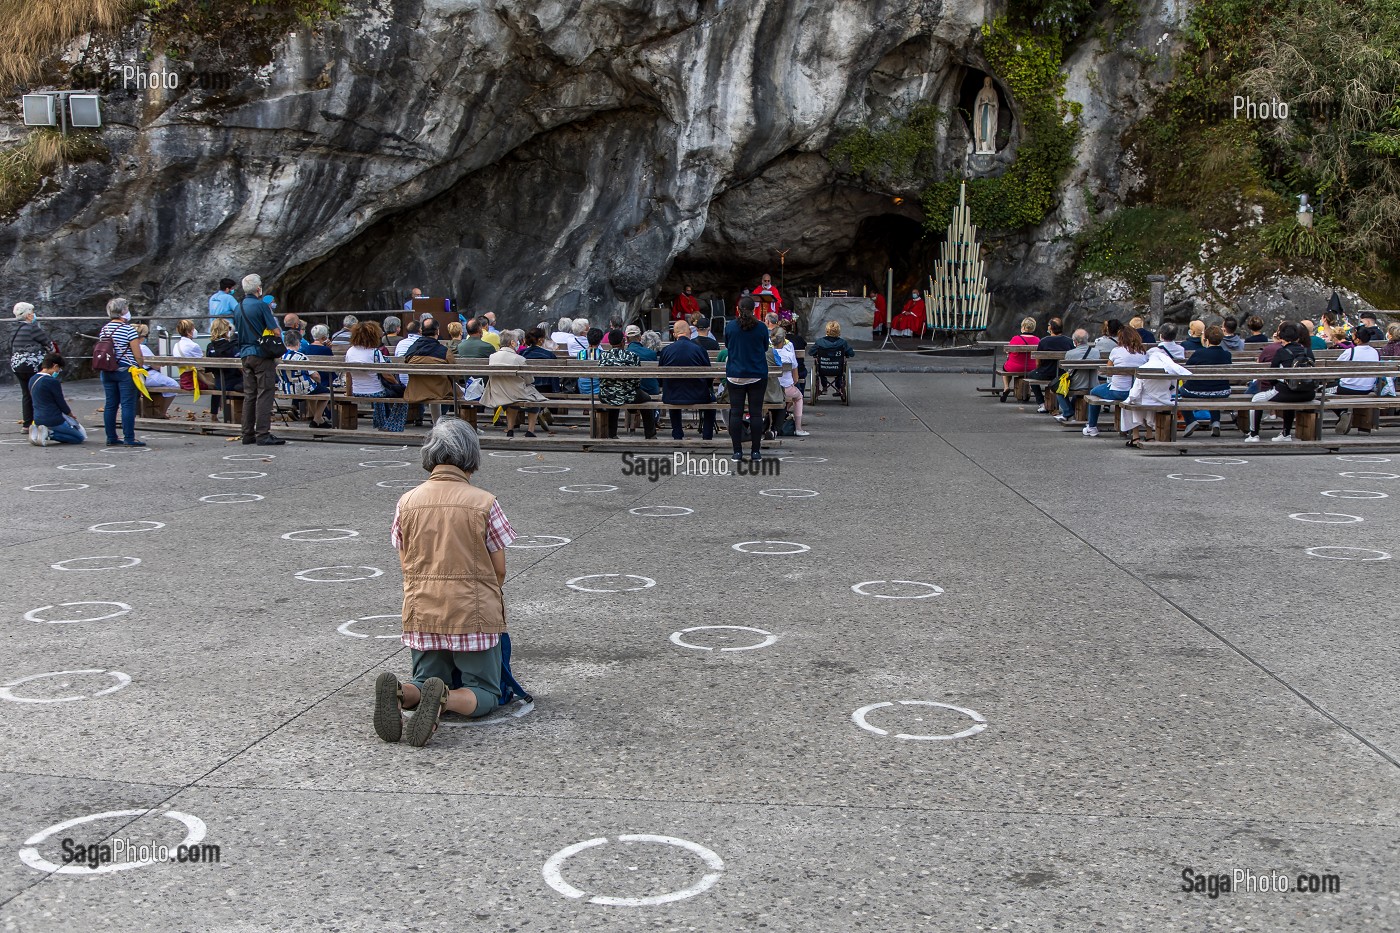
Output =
[
  {"x1": 179, "y1": 366, "x2": 201, "y2": 402},
  {"x1": 129, "y1": 367, "x2": 154, "y2": 401}
]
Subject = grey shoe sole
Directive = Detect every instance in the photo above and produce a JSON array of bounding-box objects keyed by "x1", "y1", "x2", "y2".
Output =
[
  {"x1": 373, "y1": 672, "x2": 402, "y2": 743},
  {"x1": 405, "y1": 677, "x2": 446, "y2": 747}
]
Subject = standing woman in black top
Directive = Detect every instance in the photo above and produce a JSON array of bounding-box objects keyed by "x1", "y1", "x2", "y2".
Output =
[{"x1": 10, "y1": 302, "x2": 53, "y2": 429}]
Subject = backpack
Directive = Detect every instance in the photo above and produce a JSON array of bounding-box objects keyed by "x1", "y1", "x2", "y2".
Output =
[
  {"x1": 1281, "y1": 346, "x2": 1318, "y2": 393},
  {"x1": 447, "y1": 633, "x2": 533, "y2": 708},
  {"x1": 92, "y1": 324, "x2": 120, "y2": 372}
]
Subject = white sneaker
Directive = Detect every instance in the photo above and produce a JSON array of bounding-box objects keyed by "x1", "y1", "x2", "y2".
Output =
[
  {"x1": 1082, "y1": 426, "x2": 1100, "y2": 437},
  {"x1": 1054, "y1": 414, "x2": 1069, "y2": 423},
  {"x1": 1271, "y1": 433, "x2": 1294, "y2": 443},
  {"x1": 1035, "y1": 405, "x2": 1047, "y2": 413},
  {"x1": 793, "y1": 430, "x2": 810, "y2": 437},
  {"x1": 1243, "y1": 434, "x2": 1260, "y2": 443}
]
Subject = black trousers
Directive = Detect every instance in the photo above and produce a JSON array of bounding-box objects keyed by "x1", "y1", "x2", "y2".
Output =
[
  {"x1": 604, "y1": 408, "x2": 656, "y2": 438},
  {"x1": 12, "y1": 364, "x2": 36, "y2": 426},
  {"x1": 670, "y1": 408, "x2": 715, "y2": 439},
  {"x1": 1250, "y1": 386, "x2": 1315, "y2": 435},
  {"x1": 727, "y1": 379, "x2": 765, "y2": 453}
]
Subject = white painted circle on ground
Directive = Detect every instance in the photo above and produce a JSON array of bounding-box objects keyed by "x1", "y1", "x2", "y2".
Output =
[
  {"x1": 199, "y1": 493, "x2": 265, "y2": 504},
  {"x1": 222, "y1": 453, "x2": 275, "y2": 461},
  {"x1": 851, "y1": 580, "x2": 945, "y2": 599},
  {"x1": 281, "y1": 528, "x2": 360, "y2": 542},
  {"x1": 507, "y1": 535, "x2": 572, "y2": 549},
  {"x1": 669, "y1": 626, "x2": 777, "y2": 652},
  {"x1": 1338, "y1": 471, "x2": 1400, "y2": 480},
  {"x1": 19, "y1": 810, "x2": 206, "y2": 875},
  {"x1": 207, "y1": 470, "x2": 266, "y2": 480},
  {"x1": 100, "y1": 446, "x2": 150, "y2": 453},
  {"x1": 852, "y1": 700, "x2": 988, "y2": 741},
  {"x1": 543, "y1": 835, "x2": 724, "y2": 907},
  {"x1": 376, "y1": 479, "x2": 424, "y2": 490},
  {"x1": 295, "y1": 565, "x2": 383, "y2": 583},
  {"x1": 87, "y1": 521, "x2": 165, "y2": 534},
  {"x1": 50, "y1": 556, "x2": 141, "y2": 571},
  {"x1": 1320, "y1": 489, "x2": 1389, "y2": 500},
  {"x1": 1193, "y1": 457, "x2": 1248, "y2": 465},
  {"x1": 1304, "y1": 546, "x2": 1391, "y2": 562},
  {"x1": 1167, "y1": 473, "x2": 1225, "y2": 482},
  {"x1": 402, "y1": 699, "x2": 535, "y2": 727},
  {"x1": 23, "y1": 483, "x2": 88, "y2": 492},
  {"x1": 56, "y1": 462, "x2": 115, "y2": 471},
  {"x1": 559, "y1": 484, "x2": 618, "y2": 493},
  {"x1": 359, "y1": 446, "x2": 408, "y2": 452},
  {"x1": 732, "y1": 540, "x2": 811, "y2": 555},
  {"x1": 0, "y1": 438, "x2": 33, "y2": 443},
  {"x1": 566, "y1": 574, "x2": 656, "y2": 593},
  {"x1": 778, "y1": 456, "x2": 828, "y2": 463},
  {"x1": 1289, "y1": 512, "x2": 1364, "y2": 524},
  {"x1": 487, "y1": 451, "x2": 538, "y2": 458},
  {"x1": 358, "y1": 460, "x2": 410, "y2": 468},
  {"x1": 758, "y1": 488, "x2": 819, "y2": 498},
  {"x1": 0, "y1": 669, "x2": 132, "y2": 704},
  {"x1": 336, "y1": 615, "x2": 401, "y2": 639},
  {"x1": 628, "y1": 505, "x2": 695, "y2": 518},
  {"x1": 23, "y1": 601, "x2": 132, "y2": 624},
  {"x1": 518, "y1": 465, "x2": 571, "y2": 474},
  {"x1": 1337, "y1": 455, "x2": 1392, "y2": 463}
]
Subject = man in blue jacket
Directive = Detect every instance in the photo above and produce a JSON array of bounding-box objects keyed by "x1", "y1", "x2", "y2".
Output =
[
  {"x1": 233, "y1": 273, "x2": 284, "y2": 446},
  {"x1": 28, "y1": 353, "x2": 86, "y2": 444},
  {"x1": 660, "y1": 319, "x2": 714, "y2": 440}
]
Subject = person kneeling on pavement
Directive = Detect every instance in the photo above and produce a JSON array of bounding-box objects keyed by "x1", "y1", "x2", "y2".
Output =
[
  {"x1": 375, "y1": 418, "x2": 525, "y2": 747},
  {"x1": 28, "y1": 353, "x2": 87, "y2": 445}
]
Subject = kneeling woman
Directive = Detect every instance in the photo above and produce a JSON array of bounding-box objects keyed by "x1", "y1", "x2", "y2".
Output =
[
  {"x1": 28, "y1": 353, "x2": 86, "y2": 444},
  {"x1": 375, "y1": 418, "x2": 518, "y2": 747}
]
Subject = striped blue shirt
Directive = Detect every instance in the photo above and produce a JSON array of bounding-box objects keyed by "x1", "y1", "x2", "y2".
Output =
[{"x1": 99, "y1": 320, "x2": 141, "y2": 368}]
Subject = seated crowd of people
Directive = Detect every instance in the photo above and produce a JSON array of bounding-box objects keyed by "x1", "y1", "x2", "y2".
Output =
[
  {"x1": 133, "y1": 299, "x2": 859, "y2": 444},
  {"x1": 1001, "y1": 311, "x2": 1398, "y2": 447}
]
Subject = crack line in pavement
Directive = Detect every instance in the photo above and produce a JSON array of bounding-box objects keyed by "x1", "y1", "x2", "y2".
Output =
[{"x1": 870, "y1": 372, "x2": 1400, "y2": 772}]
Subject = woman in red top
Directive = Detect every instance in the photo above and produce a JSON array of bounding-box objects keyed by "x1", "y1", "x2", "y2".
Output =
[{"x1": 1001, "y1": 316, "x2": 1040, "y2": 401}]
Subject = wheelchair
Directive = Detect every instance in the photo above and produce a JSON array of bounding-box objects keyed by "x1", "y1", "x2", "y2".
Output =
[{"x1": 809, "y1": 347, "x2": 850, "y2": 405}]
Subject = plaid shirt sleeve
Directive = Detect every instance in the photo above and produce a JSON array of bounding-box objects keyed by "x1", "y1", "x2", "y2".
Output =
[
  {"x1": 485, "y1": 500, "x2": 515, "y2": 552},
  {"x1": 390, "y1": 501, "x2": 403, "y2": 550}
]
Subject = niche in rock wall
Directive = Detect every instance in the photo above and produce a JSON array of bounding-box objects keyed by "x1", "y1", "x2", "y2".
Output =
[{"x1": 957, "y1": 69, "x2": 1011, "y2": 157}]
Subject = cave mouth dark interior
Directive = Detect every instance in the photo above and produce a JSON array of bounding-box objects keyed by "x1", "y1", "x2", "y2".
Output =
[
  {"x1": 662, "y1": 213, "x2": 931, "y2": 305},
  {"x1": 826, "y1": 213, "x2": 931, "y2": 299}
]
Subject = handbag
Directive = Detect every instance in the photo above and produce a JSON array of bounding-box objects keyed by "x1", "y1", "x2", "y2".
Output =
[
  {"x1": 257, "y1": 331, "x2": 283, "y2": 358},
  {"x1": 373, "y1": 349, "x2": 405, "y2": 397}
]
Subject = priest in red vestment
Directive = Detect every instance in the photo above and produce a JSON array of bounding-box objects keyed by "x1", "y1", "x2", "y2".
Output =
[
  {"x1": 672, "y1": 285, "x2": 701, "y2": 321},
  {"x1": 872, "y1": 293, "x2": 888, "y2": 336},
  {"x1": 751, "y1": 273, "x2": 783, "y2": 311},
  {"x1": 891, "y1": 290, "x2": 926, "y2": 337}
]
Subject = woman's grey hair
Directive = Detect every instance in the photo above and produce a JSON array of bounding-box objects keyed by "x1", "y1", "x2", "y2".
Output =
[
  {"x1": 556, "y1": 316, "x2": 573, "y2": 333},
  {"x1": 106, "y1": 298, "x2": 129, "y2": 317},
  {"x1": 640, "y1": 330, "x2": 662, "y2": 350},
  {"x1": 771, "y1": 326, "x2": 786, "y2": 342},
  {"x1": 571, "y1": 317, "x2": 589, "y2": 335},
  {"x1": 420, "y1": 416, "x2": 481, "y2": 474},
  {"x1": 311, "y1": 324, "x2": 330, "y2": 340},
  {"x1": 383, "y1": 315, "x2": 401, "y2": 334}
]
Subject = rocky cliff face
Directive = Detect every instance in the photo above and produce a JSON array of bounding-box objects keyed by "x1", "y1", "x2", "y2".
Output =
[{"x1": 0, "y1": 0, "x2": 1193, "y2": 338}]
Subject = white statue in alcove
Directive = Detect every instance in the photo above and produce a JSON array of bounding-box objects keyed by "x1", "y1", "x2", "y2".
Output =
[{"x1": 974, "y1": 77, "x2": 999, "y2": 154}]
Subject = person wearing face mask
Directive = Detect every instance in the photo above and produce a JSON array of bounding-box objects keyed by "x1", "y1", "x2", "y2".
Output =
[
  {"x1": 28, "y1": 353, "x2": 86, "y2": 445},
  {"x1": 672, "y1": 285, "x2": 701, "y2": 322},
  {"x1": 891, "y1": 289, "x2": 926, "y2": 337},
  {"x1": 751, "y1": 274, "x2": 783, "y2": 312},
  {"x1": 10, "y1": 301, "x2": 53, "y2": 430},
  {"x1": 96, "y1": 298, "x2": 146, "y2": 447}
]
